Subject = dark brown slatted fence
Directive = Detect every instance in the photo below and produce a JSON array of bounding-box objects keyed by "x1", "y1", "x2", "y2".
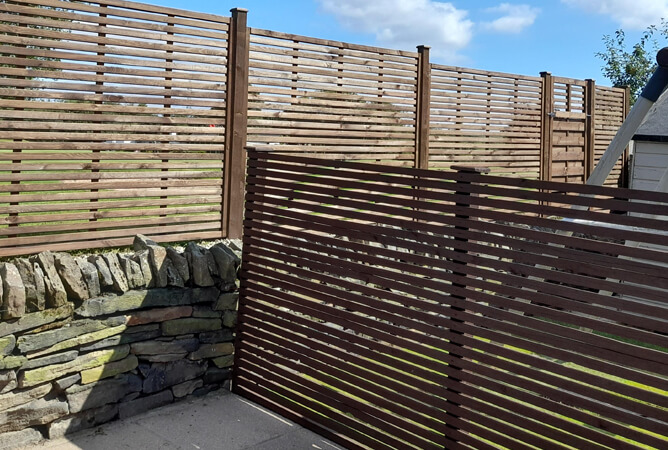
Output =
[
  {"x1": 0, "y1": 0, "x2": 229, "y2": 255},
  {"x1": 235, "y1": 149, "x2": 668, "y2": 450}
]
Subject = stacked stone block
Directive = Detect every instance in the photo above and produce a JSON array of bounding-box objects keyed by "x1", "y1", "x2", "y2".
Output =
[{"x1": 0, "y1": 236, "x2": 241, "y2": 448}]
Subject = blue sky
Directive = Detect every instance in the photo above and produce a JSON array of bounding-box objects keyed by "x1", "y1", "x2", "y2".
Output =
[{"x1": 151, "y1": 0, "x2": 668, "y2": 86}]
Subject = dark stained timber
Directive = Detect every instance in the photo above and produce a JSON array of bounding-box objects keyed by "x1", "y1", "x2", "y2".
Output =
[{"x1": 235, "y1": 150, "x2": 668, "y2": 450}]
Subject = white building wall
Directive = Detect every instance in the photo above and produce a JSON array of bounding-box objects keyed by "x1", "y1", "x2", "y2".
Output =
[{"x1": 630, "y1": 141, "x2": 668, "y2": 191}]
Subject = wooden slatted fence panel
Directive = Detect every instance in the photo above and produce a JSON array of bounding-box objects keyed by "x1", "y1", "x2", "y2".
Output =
[
  {"x1": 246, "y1": 29, "x2": 419, "y2": 166},
  {"x1": 0, "y1": 0, "x2": 631, "y2": 255},
  {"x1": 236, "y1": 149, "x2": 668, "y2": 450},
  {"x1": 0, "y1": 0, "x2": 229, "y2": 255},
  {"x1": 595, "y1": 84, "x2": 628, "y2": 186},
  {"x1": 429, "y1": 65, "x2": 543, "y2": 177},
  {"x1": 550, "y1": 77, "x2": 587, "y2": 183}
]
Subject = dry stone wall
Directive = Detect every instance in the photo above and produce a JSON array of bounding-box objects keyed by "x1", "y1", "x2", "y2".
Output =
[{"x1": 0, "y1": 236, "x2": 240, "y2": 448}]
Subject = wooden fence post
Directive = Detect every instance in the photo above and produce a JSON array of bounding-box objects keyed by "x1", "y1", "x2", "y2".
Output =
[
  {"x1": 584, "y1": 79, "x2": 596, "y2": 180},
  {"x1": 622, "y1": 85, "x2": 631, "y2": 187},
  {"x1": 447, "y1": 164, "x2": 489, "y2": 444},
  {"x1": 415, "y1": 45, "x2": 431, "y2": 169},
  {"x1": 223, "y1": 8, "x2": 250, "y2": 239},
  {"x1": 540, "y1": 72, "x2": 554, "y2": 182}
]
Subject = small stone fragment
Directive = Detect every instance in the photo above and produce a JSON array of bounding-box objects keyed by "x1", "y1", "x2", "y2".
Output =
[
  {"x1": 118, "y1": 389, "x2": 172, "y2": 420},
  {"x1": 132, "y1": 250, "x2": 154, "y2": 288},
  {"x1": 88, "y1": 255, "x2": 113, "y2": 289},
  {"x1": 165, "y1": 260, "x2": 185, "y2": 288},
  {"x1": 18, "y1": 316, "x2": 126, "y2": 353},
  {"x1": 133, "y1": 234, "x2": 158, "y2": 251},
  {"x1": 172, "y1": 378, "x2": 203, "y2": 398},
  {"x1": 0, "y1": 397, "x2": 69, "y2": 433},
  {"x1": 185, "y1": 242, "x2": 215, "y2": 287},
  {"x1": 214, "y1": 292, "x2": 239, "y2": 311},
  {"x1": 80, "y1": 354, "x2": 139, "y2": 384},
  {"x1": 161, "y1": 318, "x2": 221, "y2": 336},
  {"x1": 147, "y1": 244, "x2": 171, "y2": 288},
  {"x1": 192, "y1": 306, "x2": 220, "y2": 318},
  {"x1": 214, "y1": 243, "x2": 241, "y2": 267},
  {"x1": 22, "y1": 350, "x2": 78, "y2": 370},
  {"x1": 142, "y1": 359, "x2": 207, "y2": 394},
  {"x1": 212, "y1": 354, "x2": 234, "y2": 368},
  {"x1": 125, "y1": 323, "x2": 160, "y2": 334},
  {"x1": 205, "y1": 249, "x2": 218, "y2": 278},
  {"x1": 1, "y1": 262, "x2": 26, "y2": 319},
  {"x1": 19, "y1": 345, "x2": 130, "y2": 388},
  {"x1": 223, "y1": 310, "x2": 238, "y2": 328},
  {"x1": 0, "y1": 335, "x2": 15, "y2": 357},
  {"x1": 14, "y1": 258, "x2": 43, "y2": 312},
  {"x1": 131, "y1": 338, "x2": 199, "y2": 356},
  {"x1": 54, "y1": 252, "x2": 89, "y2": 302},
  {"x1": 203, "y1": 367, "x2": 231, "y2": 385},
  {"x1": 210, "y1": 244, "x2": 237, "y2": 284},
  {"x1": 31, "y1": 262, "x2": 47, "y2": 312},
  {"x1": 75, "y1": 287, "x2": 218, "y2": 317},
  {"x1": 139, "y1": 353, "x2": 188, "y2": 363},
  {"x1": 0, "y1": 427, "x2": 43, "y2": 449},
  {"x1": 0, "y1": 355, "x2": 26, "y2": 370},
  {"x1": 0, "y1": 370, "x2": 17, "y2": 394},
  {"x1": 31, "y1": 251, "x2": 67, "y2": 308},
  {"x1": 0, "y1": 304, "x2": 72, "y2": 338},
  {"x1": 188, "y1": 342, "x2": 234, "y2": 360},
  {"x1": 166, "y1": 247, "x2": 190, "y2": 284},
  {"x1": 118, "y1": 254, "x2": 144, "y2": 289},
  {"x1": 102, "y1": 253, "x2": 129, "y2": 293},
  {"x1": 52, "y1": 373, "x2": 80, "y2": 393},
  {"x1": 27, "y1": 324, "x2": 126, "y2": 358},
  {"x1": 121, "y1": 391, "x2": 141, "y2": 403},
  {"x1": 75, "y1": 257, "x2": 101, "y2": 298},
  {"x1": 66, "y1": 373, "x2": 141, "y2": 413},
  {"x1": 0, "y1": 383, "x2": 52, "y2": 413},
  {"x1": 193, "y1": 384, "x2": 219, "y2": 397},
  {"x1": 79, "y1": 327, "x2": 162, "y2": 352},
  {"x1": 199, "y1": 329, "x2": 234, "y2": 344},
  {"x1": 48, "y1": 403, "x2": 118, "y2": 439},
  {"x1": 126, "y1": 306, "x2": 192, "y2": 327}
]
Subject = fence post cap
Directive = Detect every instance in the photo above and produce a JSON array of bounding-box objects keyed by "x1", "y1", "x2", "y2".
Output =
[
  {"x1": 451, "y1": 165, "x2": 490, "y2": 174},
  {"x1": 658, "y1": 47, "x2": 668, "y2": 67}
]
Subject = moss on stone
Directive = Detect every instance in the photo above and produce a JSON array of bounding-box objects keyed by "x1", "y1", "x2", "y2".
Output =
[{"x1": 19, "y1": 345, "x2": 129, "y2": 387}]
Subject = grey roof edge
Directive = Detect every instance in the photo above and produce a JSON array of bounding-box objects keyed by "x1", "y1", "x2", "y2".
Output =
[{"x1": 634, "y1": 90, "x2": 668, "y2": 138}]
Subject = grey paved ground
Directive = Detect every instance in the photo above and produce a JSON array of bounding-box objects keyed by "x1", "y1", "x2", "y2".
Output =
[{"x1": 23, "y1": 390, "x2": 342, "y2": 450}]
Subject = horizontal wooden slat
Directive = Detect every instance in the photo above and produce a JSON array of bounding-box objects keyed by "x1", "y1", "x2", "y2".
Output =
[{"x1": 9, "y1": 0, "x2": 230, "y2": 30}]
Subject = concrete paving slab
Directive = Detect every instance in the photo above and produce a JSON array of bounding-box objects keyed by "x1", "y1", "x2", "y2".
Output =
[{"x1": 22, "y1": 390, "x2": 343, "y2": 450}]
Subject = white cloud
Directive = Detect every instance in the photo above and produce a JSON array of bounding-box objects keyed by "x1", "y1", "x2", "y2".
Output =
[
  {"x1": 561, "y1": 0, "x2": 668, "y2": 29},
  {"x1": 482, "y1": 3, "x2": 540, "y2": 34},
  {"x1": 317, "y1": 0, "x2": 474, "y2": 62}
]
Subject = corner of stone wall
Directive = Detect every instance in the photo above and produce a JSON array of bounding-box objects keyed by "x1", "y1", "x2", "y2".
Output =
[{"x1": 0, "y1": 235, "x2": 242, "y2": 448}]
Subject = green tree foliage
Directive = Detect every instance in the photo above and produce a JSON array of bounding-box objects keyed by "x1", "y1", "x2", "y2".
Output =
[{"x1": 596, "y1": 20, "x2": 668, "y2": 104}]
